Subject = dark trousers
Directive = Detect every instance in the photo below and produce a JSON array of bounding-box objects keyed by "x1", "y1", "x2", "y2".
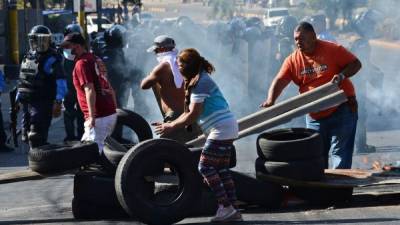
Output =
[
  {"x1": 63, "y1": 92, "x2": 84, "y2": 140},
  {"x1": 0, "y1": 103, "x2": 7, "y2": 146},
  {"x1": 22, "y1": 100, "x2": 53, "y2": 148}
]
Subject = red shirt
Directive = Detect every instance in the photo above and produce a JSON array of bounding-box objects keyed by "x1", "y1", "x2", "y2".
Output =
[
  {"x1": 73, "y1": 52, "x2": 116, "y2": 119},
  {"x1": 277, "y1": 40, "x2": 357, "y2": 119}
]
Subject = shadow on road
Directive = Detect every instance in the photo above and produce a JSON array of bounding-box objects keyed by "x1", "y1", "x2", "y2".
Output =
[
  {"x1": 0, "y1": 218, "x2": 77, "y2": 225},
  {"x1": 182, "y1": 218, "x2": 400, "y2": 225}
]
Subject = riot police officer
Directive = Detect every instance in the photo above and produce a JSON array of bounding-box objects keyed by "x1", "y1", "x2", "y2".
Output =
[
  {"x1": 102, "y1": 24, "x2": 130, "y2": 108},
  {"x1": 18, "y1": 25, "x2": 67, "y2": 148},
  {"x1": 351, "y1": 9, "x2": 384, "y2": 153},
  {"x1": 275, "y1": 15, "x2": 298, "y2": 65},
  {"x1": 62, "y1": 23, "x2": 85, "y2": 142}
]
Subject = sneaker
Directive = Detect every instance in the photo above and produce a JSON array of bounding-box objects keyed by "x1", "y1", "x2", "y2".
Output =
[
  {"x1": 230, "y1": 211, "x2": 244, "y2": 222},
  {"x1": 210, "y1": 205, "x2": 238, "y2": 222},
  {"x1": 0, "y1": 145, "x2": 14, "y2": 152}
]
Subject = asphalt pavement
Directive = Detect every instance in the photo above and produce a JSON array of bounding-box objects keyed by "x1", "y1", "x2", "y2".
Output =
[{"x1": 1, "y1": 1, "x2": 400, "y2": 224}]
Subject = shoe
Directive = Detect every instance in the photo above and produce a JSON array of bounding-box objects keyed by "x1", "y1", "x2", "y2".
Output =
[
  {"x1": 0, "y1": 145, "x2": 14, "y2": 152},
  {"x1": 230, "y1": 211, "x2": 244, "y2": 222},
  {"x1": 210, "y1": 205, "x2": 238, "y2": 222}
]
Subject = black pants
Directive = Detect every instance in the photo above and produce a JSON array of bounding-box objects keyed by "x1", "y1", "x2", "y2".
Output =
[
  {"x1": 22, "y1": 100, "x2": 53, "y2": 148},
  {"x1": 63, "y1": 91, "x2": 84, "y2": 140},
  {"x1": 0, "y1": 103, "x2": 7, "y2": 146}
]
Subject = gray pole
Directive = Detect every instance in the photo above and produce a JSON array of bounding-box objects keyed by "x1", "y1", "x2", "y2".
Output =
[{"x1": 97, "y1": 0, "x2": 102, "y2": 32}]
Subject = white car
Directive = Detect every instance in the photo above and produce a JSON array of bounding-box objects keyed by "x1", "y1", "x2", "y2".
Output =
[
  {"x1": 263, "y1": 7, "x2": 289, "y2": 27},
  {"x1": 86, "y1": 15, "x2": 113, "y2": 34}
]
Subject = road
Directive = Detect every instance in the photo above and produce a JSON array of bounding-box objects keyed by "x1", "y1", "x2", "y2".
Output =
[{"x1": 1, "y1": 1, "x2": 400, "y2": 224}]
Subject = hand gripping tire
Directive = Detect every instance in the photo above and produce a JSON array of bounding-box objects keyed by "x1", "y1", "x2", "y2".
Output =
[
  {"x1": 257, "y1": 128, "x2": 323, "y2": 161},
  {"x1": 111, "y1": 108, "x2": 153, "y2": 147},
  {"x1": 28, "y1": 141, "x2": 99, "y2": 173},
  {"x1": 115, "y1": 138, "x2": 202, "y2": 225},
  {"x1": 255, "y1": 157, "x2": 325, "y2": 181}
]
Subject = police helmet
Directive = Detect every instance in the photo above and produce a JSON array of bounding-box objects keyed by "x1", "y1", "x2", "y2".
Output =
[
  {"x1": 310, "y1": 14, "x2": 327, "y2": 33},
  {"x1": 64, "y1": 23, "x2": 83, "y2": 36},
  {"x1": 104, "y1": 24, "x2": 127, "y2": 48},
  {"x1": 227, "y1": 17, "x2": 246, "y2": 38},
  {"x1": 28, "y1": 25, "x2": 52, "y2": 53},
  {"x1": 350, "y1": 38, "x2": 371, "y2": 61},
  {"x1": 276, "y1": 16, "x2": 298, "y2": 38},
  {"x1": 353, "y1": 9, "x2": 383, "y2": 38},
  {"x1": 90, "y1": 35, "x2": 106, "y2": 56},
  {"x1": 243, "y1": 26, "x2": 262, "y2": 42}
]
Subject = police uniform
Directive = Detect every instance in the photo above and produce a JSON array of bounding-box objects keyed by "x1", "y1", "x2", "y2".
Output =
[{"x1": 18, "y1": 25, "x2": 67, "y2": 148}]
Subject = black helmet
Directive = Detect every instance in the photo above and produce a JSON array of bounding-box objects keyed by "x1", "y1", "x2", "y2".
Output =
[
  {"x1": 227, "y1": 17, "x2": 246, "y2": 38},
  {"x1": 104, "y1": 24, "x2": 127, "y2": 48},
  {"x1": 64, "y1": 23, "x2": 83, "y2": 36},
  {"x1": 90, "y1": 35, "x2": 106, "y2": 56},
  {"x1": 243, "y1": 26, "x2": 262, "y2": 42},
  {"x1": 353, "y1": 9, "x2": 383, "y2": 38},
  {"x1": 28, "y1": 25, "x2": 52, "y2": 52},
  {"x1": 29, "y1": 25, "x2": 51, "y2": 35},
  {"x1": 276, "y1": 16, "x2": 298, "y2": 38},
  {"x1": 310, "y1": 14, "x2": 326, "y2": 34},
  {"x1": 350, "y1": 38, "x2": 371, "y2": 60}
]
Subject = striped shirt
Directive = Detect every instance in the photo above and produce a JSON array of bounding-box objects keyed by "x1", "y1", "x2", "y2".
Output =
[{"x1": 191, "y1": 71, "x2": 238, "y2": 140}]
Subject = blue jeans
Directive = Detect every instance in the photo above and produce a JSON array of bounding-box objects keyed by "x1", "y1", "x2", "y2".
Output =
[{"x1": 306, "y1": 104, "x2": 358, "y2": 169}]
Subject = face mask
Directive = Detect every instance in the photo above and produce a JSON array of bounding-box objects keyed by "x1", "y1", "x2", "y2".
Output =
[{"x1": 63, "y1": 49, "x2": 75, "y2": 61}]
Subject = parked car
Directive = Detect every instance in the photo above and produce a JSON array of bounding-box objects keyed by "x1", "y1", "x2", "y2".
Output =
[
  {"x1": 263, "y1": 7, "x2": 289, "y2": 27},
  {"x1": 86, "y1": 15, "x2": 113, "y2": 34}
]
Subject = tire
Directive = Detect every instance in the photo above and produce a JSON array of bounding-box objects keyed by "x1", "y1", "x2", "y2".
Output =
[
  {"x1": 257, "y1": 128, "x2": 323, "y2": 161},
  {"x1": 102, "y1": 136, "x2": 129, "y2": 169},
  {"x1": 290, "y1": 186, "x2": 354, "y2": 206},
  {"x1": 232, "y1": 171, "x2": 283, "y2": 208},
  {"x1": 255, "y1": 157, "x2": 325, "y2": 181},
  {"x1": 111, "y1": 108, "x2": 153, "y2": 147},
  {"x1": 189, "y1": 146, "x2": 237, "y2": 169},
  {"x1": 115, "y1": 138, "x2": 202, "y2": 225},
  {"x1": 73, "y1": 169, "x2": 120, "y2": 206},
  {"x1": 72, "y1": 197, "x2": 130, "y2": 220},
  {"x1": 154, "y1": 182, "x2": 217, "y2": 217},
  {"x1": 28, "y1": 141, "x2": 99, "y2": 173}
]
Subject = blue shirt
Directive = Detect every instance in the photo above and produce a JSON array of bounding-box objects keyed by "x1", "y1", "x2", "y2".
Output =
[
  {"x1": 0, "y1": 70, "x2": 5, "y2": 92},
  {"x1": 190, "y1": 71, "x2": 238, "y2": 139}
]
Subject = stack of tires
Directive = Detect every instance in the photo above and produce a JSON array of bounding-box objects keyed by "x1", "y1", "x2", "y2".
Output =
[
  {"x1": 255, "y1": 128, "x2": 353, "y2": 206},
  {"x1": 71, "y1": 109, "x2": 154, "y2": 220}
]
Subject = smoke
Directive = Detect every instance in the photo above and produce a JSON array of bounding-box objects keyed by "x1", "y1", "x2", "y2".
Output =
[{"x1": 116, "y1": 1, "x2": 400, "y2": 137}]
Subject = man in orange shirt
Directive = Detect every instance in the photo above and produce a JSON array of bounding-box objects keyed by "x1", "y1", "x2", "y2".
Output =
[{"x1": 261, "y1": 22, "x2": 362, "y2": 169}]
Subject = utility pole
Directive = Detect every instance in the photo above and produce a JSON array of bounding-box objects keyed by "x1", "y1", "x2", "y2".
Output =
[
  {"x1": 97, "y1": 0, "x2": 102, "y2": 32},
  {"x1": 78, "y1": 0, "x2": 86, "y2": 37},
  {"x1": 8, "y1": 0, "x2": 19, "y2": 64}
]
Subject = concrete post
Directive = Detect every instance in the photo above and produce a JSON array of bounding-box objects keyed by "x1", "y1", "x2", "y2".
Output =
[{"x1": 8, "y1": 0, "x2": 19, "y2": 64}]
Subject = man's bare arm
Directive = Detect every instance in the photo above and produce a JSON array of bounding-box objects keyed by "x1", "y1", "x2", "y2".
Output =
[
  {"x1": 84, "y1": 83, "x2": 96, "y2": 118},
  {"x1": 140, "y1": 62, "x2": 169, "y2": 89},
  {"x1": 260, "y1": 77, "x2": 291, "y2": 107},
  {"x1": 341, "y1": 58, "x2": 362, "y2": 78}
]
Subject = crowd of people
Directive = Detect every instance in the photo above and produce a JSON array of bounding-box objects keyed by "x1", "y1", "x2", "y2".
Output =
[{"x1": 0, "y1": 9, "x2": 387, "y2": 222}]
